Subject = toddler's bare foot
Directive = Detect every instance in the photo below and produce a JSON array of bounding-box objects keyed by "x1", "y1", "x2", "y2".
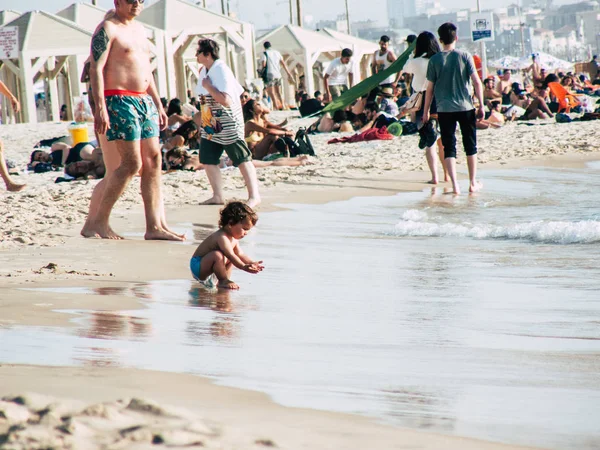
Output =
[{"x1": 218, "y1": 279, "x2": 239, "y2": 290}]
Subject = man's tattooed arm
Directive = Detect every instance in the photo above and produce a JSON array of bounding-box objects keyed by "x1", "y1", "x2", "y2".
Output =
[{"x1": 91, "y1": 27, "x2": 109, "y2": 62}]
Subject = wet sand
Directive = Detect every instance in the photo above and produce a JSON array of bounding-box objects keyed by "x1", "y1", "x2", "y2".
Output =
[{"x1": 2, "y1": 115, "x2": 600, "y2": 449}]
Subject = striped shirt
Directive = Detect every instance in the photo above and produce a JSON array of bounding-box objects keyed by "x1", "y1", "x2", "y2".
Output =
[
  {"x1": 198, "y1": 94, "x2": 244, "y2": 145},
  {"x1": 196, "y1": 59, "x2": 245, "y2": 145}
]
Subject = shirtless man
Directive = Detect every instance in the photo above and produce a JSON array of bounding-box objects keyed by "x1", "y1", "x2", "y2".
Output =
[
  {"x1": 524, "y1": 54, "x2": 543, "y2": 86},
  {"x1": 81, "y1": 1, "x2": 183, "y2": 241},
  {"x1": 497, "y1": 69, "x2": 513, "y2": 104}
]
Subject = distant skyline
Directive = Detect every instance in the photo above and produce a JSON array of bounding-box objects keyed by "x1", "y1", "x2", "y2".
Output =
[{"x1": 1, "y1": 0, "x2": 583, "y2": 31}]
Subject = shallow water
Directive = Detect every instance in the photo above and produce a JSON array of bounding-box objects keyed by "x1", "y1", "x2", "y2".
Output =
[{"x1": 3, "y1": 164, "x2": 600, "y2": 449}]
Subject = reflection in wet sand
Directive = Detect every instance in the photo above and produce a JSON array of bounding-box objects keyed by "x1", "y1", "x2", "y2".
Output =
[{"x1": 187, "y1": 287, "x2": 239, "y2": 341}]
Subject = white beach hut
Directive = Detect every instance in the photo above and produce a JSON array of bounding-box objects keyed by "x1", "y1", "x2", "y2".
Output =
[
  {"x1": 255, "y1": 25, "x2": 346, "y2": 102},
  {"x1": 137, "y1": 0, "x2": 255, "y2": 101},
  {"x1": 0, "y1": 11, "x2": 92, "y2": 124},
  {"x1": 319, "y1": 28, "x2": 379, "y2": 81},
  {"x1": 56, "y1": 2, "x2": 168, "y2": 106},
  {"x1": 0, "y1": 10, "x2": 21, "y2": 26}
]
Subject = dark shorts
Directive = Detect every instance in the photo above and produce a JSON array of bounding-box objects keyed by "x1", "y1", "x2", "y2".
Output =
[
  {"x1": 105, "y1": 93, "x2": 159, "y2": 142},
  {"x1": 200, "y1": 138, "x2": 252, "y2": 167},
  {"x1": 438, "y1": 110, "x2": 477, "y2": 159},
  {"x1": 266, "y1": 76, "x2": 282, "y2": 88},
  {"x1": 329, "y1": 85, "x2": 348, "y2": 99},
  {"x1": 415, "y1": 95, "x2": 437, "y2": 129}
]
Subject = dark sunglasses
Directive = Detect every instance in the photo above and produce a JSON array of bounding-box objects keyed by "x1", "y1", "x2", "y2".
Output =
[{"x1": 125, "y1": 0, "x2": 145, "y2": 4}]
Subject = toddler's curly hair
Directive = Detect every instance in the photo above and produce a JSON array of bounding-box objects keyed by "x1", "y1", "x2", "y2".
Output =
[{"x1": 219, "y1": 201, "x2": 258, "y2": 229}]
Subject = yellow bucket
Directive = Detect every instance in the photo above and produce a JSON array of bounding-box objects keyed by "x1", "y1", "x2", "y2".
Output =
[{"x1": 68, "y1": 123, "x2": 89, "y2": 146}]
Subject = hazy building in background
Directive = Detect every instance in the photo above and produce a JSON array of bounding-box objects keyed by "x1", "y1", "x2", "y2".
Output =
[{"x1": 387, "y1": 0, "x2": 416, "y2": 28}]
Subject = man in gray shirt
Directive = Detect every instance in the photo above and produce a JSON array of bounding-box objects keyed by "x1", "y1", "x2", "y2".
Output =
[{"x1": 422, "y1": 22, "x2": 485, "y2": 194}]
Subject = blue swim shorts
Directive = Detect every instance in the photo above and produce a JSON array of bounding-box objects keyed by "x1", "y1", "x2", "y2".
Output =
[
  {"x1": 190, "y1": 256, "x2": 217, "y2": 288},
  {"x1": 105, "y1": 90, "x2": 159, "y2": 142}
]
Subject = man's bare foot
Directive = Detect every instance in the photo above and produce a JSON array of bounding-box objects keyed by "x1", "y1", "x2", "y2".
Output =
[
  {"x1": 427, "y1": 179, "x2": 438, "y2": 185},
  {"x1": 160, "y1": 223, "x2": 186, "y2": 240},
  {"x1": 201, "y1": 196, "x2": 224, "y2": 205},
  {"x1": 6, "y1": 183, "x2": 26, "y2": 192},
  {"x1": 218, "y1": 279, "x2": 239, "y2": 290},
  {"x1": 145, "y1": 228, "x2": 185, "y2": 241},
  {"x1": 469, "y1": 181, "x2": 483, "y2": 193},
  {"x1": 83, "y1": 224, "x2": 123, "y2": 240},
  {"x1": 246, "y1": 196, "x2": 261, "y2": 208}
]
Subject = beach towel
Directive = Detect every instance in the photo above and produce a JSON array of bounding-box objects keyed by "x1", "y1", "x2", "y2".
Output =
[
  {"x1": 320, "y1": 42, "x2": 416, "y2": 115},
  {"x1": 327, "y1": 126, "x2": 395, "y2": 144}
]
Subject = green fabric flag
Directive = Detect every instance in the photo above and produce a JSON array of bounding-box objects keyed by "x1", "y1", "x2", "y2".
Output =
[{"x1": 321, "y1": 42, "x2": 416, "y2": 114}]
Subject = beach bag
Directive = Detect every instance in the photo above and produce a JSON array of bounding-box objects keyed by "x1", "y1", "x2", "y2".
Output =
[
  {"x1": 257, "y1": 52, "x2": 268, "y2": 83},
  {"x1": 294, "y1": 128, "x2": 316, "y2": 156},
  {"x1": 399, "y1": 91, "x2": 423, "y2": 114}
]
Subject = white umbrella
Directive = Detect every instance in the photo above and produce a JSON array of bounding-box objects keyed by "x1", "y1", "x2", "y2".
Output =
[
  {"x1": 489, "y1": 55, "x2": 521, "y2": 70},
  {"x1": 518, "y1": 52, "x2": 574, "y2": 71}
]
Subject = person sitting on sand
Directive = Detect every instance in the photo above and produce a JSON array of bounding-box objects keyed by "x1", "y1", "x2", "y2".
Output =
[
  {"x1": 243, "y1": 99, "x2": 296, "y2": 160},
  {"x1": 30, "y1": 142, "x2": 96, "y2": 170},
  {"x1": 519, "y1": 85, "x2": 554, "y2": 120},
  {"x1": 64, "y1": 147, "x2": 106, "y2": 179},
  {"x1": 483, "y1": 78, "x2": 502, "y2": 106},
  {"x1": 165, "y1": 147, "x2": 312, "y2": 172},
  {"x1": 190, "y1": 201, "x2": 264, "y2": 290},
  {"x1": 166, "y1": 98, "x2": 192, "y2": 133},
  {"x1": 498, "y1": 69, "x2": 513, "y2": 104},
  {"x1": 509, "y1": 83, "x2": 531, "y2": 109},
  {"x1": 162, "y1": 120, "x2": 199, "y2": 151}
]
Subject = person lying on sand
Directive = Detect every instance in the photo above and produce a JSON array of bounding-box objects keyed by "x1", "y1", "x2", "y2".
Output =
[
  {"x1": 190, "y1": 201, "x2": 264, "y2": 290},
  {"x1": 30, "y1": 142, "x2": 95, "y2": 170},
  {"x1": 64, "y1": 147, "x2": 106, "y2": 180},
  {"x1": 165, "y1": 147, "x2": 312, "y2": 171}
]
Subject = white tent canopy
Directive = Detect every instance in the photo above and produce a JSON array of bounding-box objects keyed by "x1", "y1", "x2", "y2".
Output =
[
  {"x1": 56, "y1": 2, "x2": 168, "y2": 107},
  {"x1": 491, "y1": 52, "x2": 574, "y2": 71},
  {"x1": 0, "y1": 10, "x2": 20, "y2": 26},
  {"x1": 319, "y1": 28, "x2": 379, "y2": 80},
  {"x1": 0, "y1": 11, "x2": 92, "y2": 124},
  {"x1": 138, "y1": 0, "x2": 255, "y2": 101},
  {"x1": 255, "y1": 25, "x2": 348, "y2": 99}
]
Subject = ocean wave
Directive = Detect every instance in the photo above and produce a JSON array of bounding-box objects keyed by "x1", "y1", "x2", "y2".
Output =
[{"x1": 391, "y1": 210, "x2": 600, "y2": 244}]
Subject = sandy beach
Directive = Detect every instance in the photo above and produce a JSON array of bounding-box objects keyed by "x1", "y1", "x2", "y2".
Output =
[{"x1": 1, "y1": 113, "x2": 599, "y2": 449}]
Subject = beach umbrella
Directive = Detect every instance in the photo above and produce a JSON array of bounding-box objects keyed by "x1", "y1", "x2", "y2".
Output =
[
  {"x1": 489, "y1": 55, "x2": 520, "y2": 70},
  {"x1": 517, "y1": 52, "x2": 574, "y2": 71}
]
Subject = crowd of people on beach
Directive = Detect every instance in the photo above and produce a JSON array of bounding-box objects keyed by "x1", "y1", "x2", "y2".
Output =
[{"x1": 2, "y1": 0, "x2": 600, "y2": 289}]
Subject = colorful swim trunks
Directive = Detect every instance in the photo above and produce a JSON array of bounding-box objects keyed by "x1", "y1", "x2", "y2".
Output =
[{"x1": 105, "y1": 90, "x2": 159, "y2": 142}]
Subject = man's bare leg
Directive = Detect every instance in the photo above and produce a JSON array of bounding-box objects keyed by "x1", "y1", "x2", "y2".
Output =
[
  {"x1": 437, "y1": 139, "x2": 449, "y2": 182},
  {"x1": 82, "y1": 135, "x2": 119, "y2": 238},
  {"x1": 467, "y1": 154, "x2": 482, "y2": 193},
  {"x1": 425, "y1": 145, "x2": 439, "y2": 185},
  {"x1": 445, "y1": 157, "x2": 461, "y2": 195},
  {"x1": 0, "y1": 140, "x2": 25, "y2": 192},
  {"x1": 273, "y1": 84, "x2": 286, "y2": 110},
  {"x1": 140, "y1": 137, "x2": 184, "y2": 241},
  {"x1": 202, "y1": 164, "x2": 226, "y2": 205},
  {"x1": 266, "y1": 86, "x2": 282, "y2": 110},
  {"x1": 83, "y1": 140, "x2": 142, "y2": 239},
  {"x1": 238, "y1": 161, "x2": 261, "y2": 208}
]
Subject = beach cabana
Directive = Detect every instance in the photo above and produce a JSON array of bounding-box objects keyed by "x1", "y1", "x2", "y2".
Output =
[
  {"x1": 137, "y1": 0, "x2": 255, "y2": 101},
  {"x1": 0, "y1": 11, "x2": 92, "y2": 124},
  {"x1": 0, "y1": 10, "x2": 20, "y2": 26},
  {"x1": 319, "y1": 28, "x2": 379, "y2": 81},
  {"x1": 255, "y1": 25, "x2": 345, "y2": 101},
  {"x1": 56, "y1": 2, "x2": 168, "y2": 107}
]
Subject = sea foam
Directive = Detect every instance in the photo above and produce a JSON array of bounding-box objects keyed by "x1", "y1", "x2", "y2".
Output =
[{"x1": 391, "y1": 210, "x2": 600, "y2": 244}]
